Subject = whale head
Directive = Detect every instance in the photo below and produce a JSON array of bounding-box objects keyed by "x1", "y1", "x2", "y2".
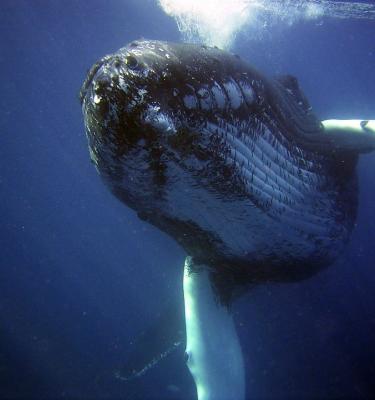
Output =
[
  {"x1": 80, "y1": 40, "x2": 358, "y2": 286},
  {"x1": 80, "y1": 40, "x2": 261, "y2": 203}
]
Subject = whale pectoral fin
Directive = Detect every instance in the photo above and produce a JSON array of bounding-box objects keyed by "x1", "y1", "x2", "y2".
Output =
[
  {"x1": 183, "y1": 257, "x2": 245, "y2": 400},
  {"x1": 321, "y1": 119, "x2": 375, "y2": 153},
  {"x1": 115, "y1": 303, "x2": 185, "y2": 381}
]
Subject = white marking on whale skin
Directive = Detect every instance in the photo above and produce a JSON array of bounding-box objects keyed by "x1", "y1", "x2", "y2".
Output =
[
  {"x1": 145, "y1": 42, "x2": 156, "y2": 50},
  {"x1": 211, "y1": 82, "x2": 226, "y2": 109},
  {"x1": 118, "y1": 76, "x2": 130, "y2": 93},
  {"x1": 130, "y1": 49, "x2": 143, "y2": 57},
  {"x1": 222, "y1": 79, "x2": 243, "y2": 109},
  {"x1": 184, "y1": 94, "x2": 199, "y2": 109},
  {"x1": 197, "y1": 86, "x2": 213, "y2": 110},
  {"x1": 236, "y1": 80, "x2": 256, "y2": 105},
  {"x1": 144, "y1": 104, "x2": 176, "y2": 133}
]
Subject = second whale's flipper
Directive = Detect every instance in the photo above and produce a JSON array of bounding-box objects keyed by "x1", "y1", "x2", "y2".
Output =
[
  {"x1": 183, "y1": 257, "x2": 245, "y2": 400},
  {"x1": 321, "y1": 119, "x2": 375, "y2": 152}
]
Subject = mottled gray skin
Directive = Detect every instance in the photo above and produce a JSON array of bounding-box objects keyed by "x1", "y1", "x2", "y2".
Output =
[{"x1": 80, "y1": 40, "x2": 357, "y2": 289}]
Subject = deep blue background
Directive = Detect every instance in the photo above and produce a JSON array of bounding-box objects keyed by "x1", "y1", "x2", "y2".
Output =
[{"x1": 0, "y1": 1, "x2": 374, "y2": 398}]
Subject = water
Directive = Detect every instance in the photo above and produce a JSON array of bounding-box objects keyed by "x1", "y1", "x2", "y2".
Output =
[
  {"x1": 0, "y1": 0, "x2": 374, "y2": 398},
  {"x1": 158, "y1": 0, "x2": 375, "y2": 49}
]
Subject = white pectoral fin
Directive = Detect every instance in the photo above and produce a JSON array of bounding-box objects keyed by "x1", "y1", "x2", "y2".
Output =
[
  {"x1": 183, "y1": 257, "x2": 245, "y2": 400},
  {"x1": 321, "y1": 119, "x2": 375, "y2": 153}
]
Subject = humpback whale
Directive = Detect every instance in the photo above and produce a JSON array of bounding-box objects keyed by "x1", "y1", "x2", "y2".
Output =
[{"x1": 80, "y1": 40, "x2": 375, "y2": 399}]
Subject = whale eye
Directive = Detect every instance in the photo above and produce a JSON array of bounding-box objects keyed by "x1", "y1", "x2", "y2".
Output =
[{"x1": 125, "y1": 55, "x2": 138, "y2": 70}]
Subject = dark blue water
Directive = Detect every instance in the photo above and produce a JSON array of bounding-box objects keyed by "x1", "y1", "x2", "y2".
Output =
[{"x1": 1, "y1": 1, "x2": 374, "y2": 398}]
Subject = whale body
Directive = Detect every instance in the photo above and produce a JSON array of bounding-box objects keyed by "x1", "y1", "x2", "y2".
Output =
[
  {"x1": 80, "y1": 40, "x2": 359, "y2": 291},
  {"x1": 80, "y1": 40, "x2": 375, "y2": 399}
]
